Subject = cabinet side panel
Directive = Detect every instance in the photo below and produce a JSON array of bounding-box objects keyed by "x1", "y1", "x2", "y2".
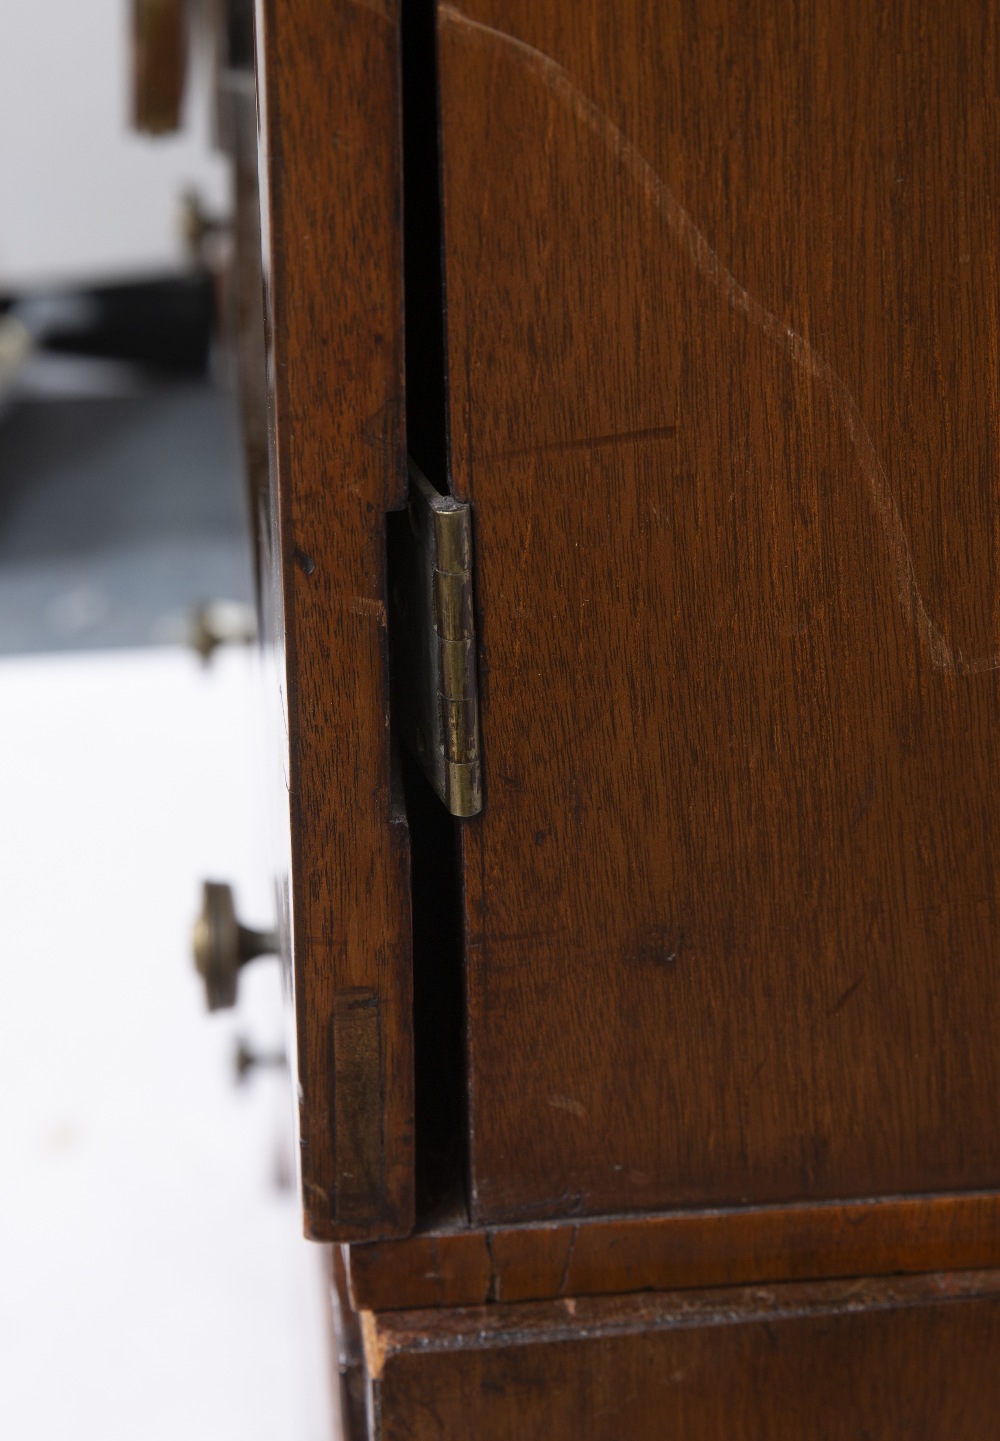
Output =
[{"x1": 255, "y1": 0, "x2": 414, "y2": 1239}]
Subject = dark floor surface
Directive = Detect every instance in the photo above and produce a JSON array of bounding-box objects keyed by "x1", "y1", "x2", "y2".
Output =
[{"x1": 0, "y1": 376, "x2": 252, "y2": 653}]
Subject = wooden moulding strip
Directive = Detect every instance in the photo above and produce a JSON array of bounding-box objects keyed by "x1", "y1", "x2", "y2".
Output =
[
  {"x1": 366, "y1": 1268, "x2": 1000, "y2": 1356},
  {"x1": 346, "y1": 1191, "x2": 1000, "y2": 1312}
]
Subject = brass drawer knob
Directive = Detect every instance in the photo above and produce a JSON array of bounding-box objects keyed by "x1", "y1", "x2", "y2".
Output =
[
  {"x1": 192, "y1": 881, "x2": 277, "y2": 1011},
  {"x1": 187, "y1": 600, "x2": 256, "y2": 663}
]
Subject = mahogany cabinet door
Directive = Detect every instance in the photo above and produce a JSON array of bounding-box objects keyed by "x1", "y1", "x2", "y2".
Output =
[{"x1": 437, "y1": 0, "x2": 1000, "y2": 1222}]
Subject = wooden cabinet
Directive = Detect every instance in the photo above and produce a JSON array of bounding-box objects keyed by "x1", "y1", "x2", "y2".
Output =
[{"x1": 238, "y1": 0, "x2": 1000, "y2": 1432}]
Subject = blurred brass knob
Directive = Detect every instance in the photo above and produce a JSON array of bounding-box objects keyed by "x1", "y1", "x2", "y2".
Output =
[
  {"x1": 187, "y1": 600, "x2": 256, "y2": 663},
  {"x1": 192, "y1": 881, "x2": 277, "y2": 1011},
  {"x1": 233, "y1": 1037, "x2": 287, "y2": 1084},
  {"x1": 131, "y1": 0, "x2": 188, "y2": 136}
]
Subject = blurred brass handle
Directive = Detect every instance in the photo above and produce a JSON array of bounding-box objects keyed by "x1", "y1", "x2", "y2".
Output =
[
  {"x1": 192, "y1": 881, "x2": 277, "y2": 1011},
  {"x1": 131, "y1": 0, "x2": 188, "y2": 135},
  {"x1": 187, "y1": 600, "x2": 256, "y2": 663},
  {"x1": 233, "y1": 1037, "x2": 287, "y2": 1084}
]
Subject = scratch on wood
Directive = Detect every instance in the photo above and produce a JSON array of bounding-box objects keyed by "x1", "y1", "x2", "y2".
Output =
[
  {"x1": 829, "y1": 977, "x2": 865, "y2": 1015},
  {"x1": 558, "y1": 1224, "x2": 580, "y2": 1294},
  {"x1": 350, "y1": 0, "x2": 395, "y2": 24},
  {"x1": 484, "y1": 1229, "x2": 501, "y2": 1302},
  {"x1": 496, "y1": 424, "x2": 678, "y2": 459},
  {"x1": 428, "y1": 1237, "x2": 443, "y2": 1287},
  {"x1": 360, "y1": 1310, "x2": 388, "y2": 1379},
  {"x1": 549, "y1": 1094, "x2": 587, "y2": 1118},
  {"x1": 440, "y1": 4, "x2": 999, "y2": 675},
  {"x1": 349, "y1": 596, "x2": 388, "y2": 625},
  {"x1": 509, "y1": 515, "x2": 534, "y2": 678}
]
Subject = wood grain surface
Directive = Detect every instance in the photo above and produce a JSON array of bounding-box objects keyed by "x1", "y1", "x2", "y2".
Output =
[
  {"x1": 254, "y1": 0, "x2": 414, "y2": 1239},
  {"x1": 347, "y1": 1189, "x2": 1000, "y2": 1311},
  {"x1": 367, "y1": 1271, "x2": 1000, "y2": 1440},
  {"x1": 438, "y1": 0, "x2": 1000, "y2": 1221}
]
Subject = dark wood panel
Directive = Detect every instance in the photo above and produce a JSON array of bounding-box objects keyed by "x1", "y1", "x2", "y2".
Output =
[
  {"x1": 255, "y1": 0, "x2": 414, "y2": 1239},
  {"x1": 439, "y1": 0, "x2": 1000, "y2": 1221},
  {"x1": 368, "y1": 1271, "x2": 1000, "y2": 1440},
  {"x1": 348, "y1": 1189, "x2": 1000, "y2": 1310}
]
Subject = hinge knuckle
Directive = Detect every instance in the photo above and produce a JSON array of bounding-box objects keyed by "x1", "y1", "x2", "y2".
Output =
[{"x1": 388, "y1": 462, "x2": 483, "y2": 817}]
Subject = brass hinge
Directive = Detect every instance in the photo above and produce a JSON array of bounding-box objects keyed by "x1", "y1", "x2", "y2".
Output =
[{"x1": 388, "y1": 462, "x2": 482, "y2": 817}]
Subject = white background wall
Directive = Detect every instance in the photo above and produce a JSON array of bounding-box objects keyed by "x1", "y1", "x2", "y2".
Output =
[
  {"x1": 0, "y1": 12, "x2": 334, "y2": 1435},
  {"x1": 0, "y1": 0, "x2": 230, "y2": 289},
  {"x1": 0, "y1": 648, "x2": 336, "y2": 1441}
]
